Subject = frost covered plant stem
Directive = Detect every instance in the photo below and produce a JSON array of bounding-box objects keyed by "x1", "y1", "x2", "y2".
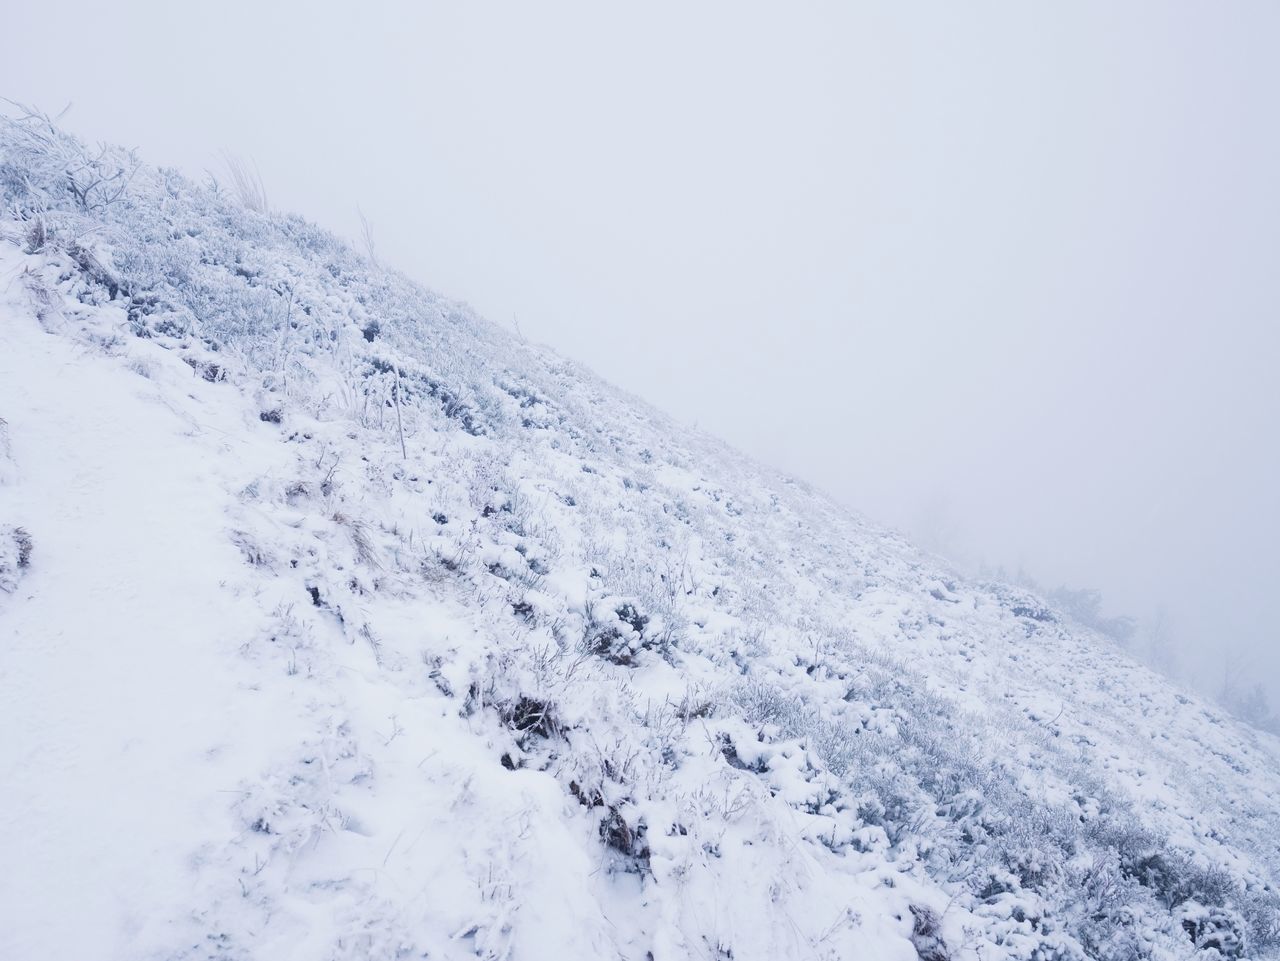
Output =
[
  {"x1": 222, "y1": 151, "x2": 268, "y2": 214},
  {"x1": 393, "y1": 367, "x2": 407, "y2": 460}
]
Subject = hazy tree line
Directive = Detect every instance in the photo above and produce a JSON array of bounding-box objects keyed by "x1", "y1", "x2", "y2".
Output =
[{"x1": 975, "y1": 562, "x2": 1279, "y2": 737}]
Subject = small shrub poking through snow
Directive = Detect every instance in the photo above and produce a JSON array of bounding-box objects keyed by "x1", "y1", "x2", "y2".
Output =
[
  {"x1": 599, "y1": 804, "x2": 650, "y2": 875},
  {"x1": 1177, "y1": 901, "x2": 1248, "y2": 960},
  {"x1": 502, "y1": 695, "x2": 560, "y2": 741},
  {"x1": 0, "y1": 525, "x2": 33, "y2": 593},
  {"x1": 909, "y1": 905, "x2": 950, "y2": 961}
]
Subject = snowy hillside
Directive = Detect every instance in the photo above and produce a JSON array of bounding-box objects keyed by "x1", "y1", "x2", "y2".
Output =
[{"x1": 2, "y1": 112, "x2": 1279, "y2": 961}]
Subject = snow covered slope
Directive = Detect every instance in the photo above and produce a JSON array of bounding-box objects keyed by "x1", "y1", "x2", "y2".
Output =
[{"x1": 1, "y1": 113, "x2": 1278, "y2": 961}]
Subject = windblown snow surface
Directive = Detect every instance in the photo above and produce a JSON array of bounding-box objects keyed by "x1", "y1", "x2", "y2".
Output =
[{"x1": 1, "y1": 116, "x2": 1278, "y2": 961}]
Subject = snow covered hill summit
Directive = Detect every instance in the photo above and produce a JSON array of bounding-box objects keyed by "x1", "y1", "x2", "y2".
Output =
[{"x1": 1, "y1": 110, "x2": 1278, "y2": 961}]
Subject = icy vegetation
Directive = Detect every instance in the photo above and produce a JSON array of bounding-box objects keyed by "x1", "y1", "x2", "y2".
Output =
[{"x1": 2, "y1": 111, "x2": 1279, "y2": 961}]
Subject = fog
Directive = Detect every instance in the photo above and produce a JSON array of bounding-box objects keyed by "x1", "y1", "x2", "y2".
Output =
[{"x1": 7, "y1": 2, "x2": 1278, "y2": 709}]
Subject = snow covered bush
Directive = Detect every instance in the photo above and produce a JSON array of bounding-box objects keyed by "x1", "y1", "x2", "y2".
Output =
[
  {"x1": 909, "y1": 905, "x2": 951, "y2": 961},
  {"x1": 0, "y1": 525, "x2": 33, "y2": 593},
  {"x1": 1177, "y1": 901, "x2": 1248, "y2": 959}
]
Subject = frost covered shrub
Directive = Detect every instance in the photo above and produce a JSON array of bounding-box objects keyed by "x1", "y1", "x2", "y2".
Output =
[
  {"x1": 0, "y1": 106, "x2": 510, "y2": 436},
  {"x1": 501, "y1": 695, "x2": 560, "y2": 741},
  {"x1": 722, "y1": 636, "x2": 1280, "y2": 961},
  {"x1": 1177, "y1": 901, "x2": 1248, "y2": 960},
  {"x1": 0, "y1": 107, "x2": 137, "y2": 216},
  {"x1": 0, "y1": 525, "x2": 33, "y2": 593},
  {"x1": 598, "y1": 803, "x2": 650, "y2": 874},
  {"x1": 729, "y1": 677, "x2": 807, "y2": 731},
  {"x1": 592, "y1": 551, "x2": 689, "y2": 655},
  {"x1": 909, "y1": 905, "x2": 950, "y2": 961},
  {"x1": 583, "y1": 597, "x2": 656, "y2": 666},
  {"x1": 24, "y1": 215, "x2": 46, "y2": 253}
]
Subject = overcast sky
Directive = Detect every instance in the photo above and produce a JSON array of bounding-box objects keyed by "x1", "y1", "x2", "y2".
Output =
[{"x1": 6, "y1": 2, "x2": 1278, "y2": 705}]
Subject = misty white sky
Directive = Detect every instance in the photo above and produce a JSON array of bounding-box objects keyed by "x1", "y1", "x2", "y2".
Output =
[{"x1": 6, "y1": 2, "x2": 1278, "y2": 703}]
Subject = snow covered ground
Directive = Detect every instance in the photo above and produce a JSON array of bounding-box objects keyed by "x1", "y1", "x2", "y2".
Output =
[{"x1": 1, "y1": 115, "x2": 1278, "y2": 960}]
